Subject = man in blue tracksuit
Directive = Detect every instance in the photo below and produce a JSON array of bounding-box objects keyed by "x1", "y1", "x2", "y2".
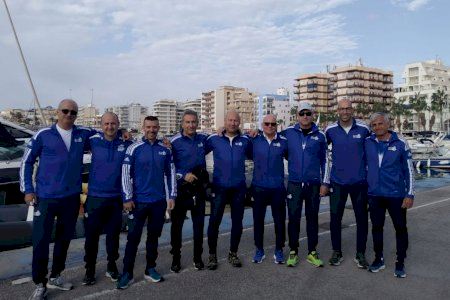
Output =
[
  {"x1": 117, "y1": 116, "x2": 176, "y2": 289},
  {"x1": 205, "y1": 110, "x2": 252, "y2": 270},
  {"x1": 82, "y1": 112, "x2": 133, "y2": 285},
  {"x1": 282, "y1": 101, "x2": 327, "y2": 268},
  {"x1": 250, "y1": 114, "x2": 288, "y2": 264},
  {"x1": 169, "y1": 110, "x2": 209, "y2": 272},
  {"x1": 321, "y1": 99, "x2": 370, "y2": 268},
  {"x1": 365, "y1": 112, "x2": 414, "y2": 278},
  {"x1": 20, "y1": 99, "x2": 94, "y2": 299}
]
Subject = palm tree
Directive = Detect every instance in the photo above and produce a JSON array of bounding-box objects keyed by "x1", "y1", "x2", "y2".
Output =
[
  {"x1": 409, "y1": 92, "x2": 428, "y2": 131},
  {"x1": 431, "y1": 90, "x2": 448, "y2": 131},
  {"x1": 391, "y1": 98, "x2": 408, "y2": 132}
]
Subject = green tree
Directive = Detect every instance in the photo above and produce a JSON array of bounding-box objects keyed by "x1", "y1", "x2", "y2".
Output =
[
  {"x1": 430, "y1": 90, "x2": 448, "y2": 131},
  {"x1": 391, "y1": 98, "x2": 409, "y2": 132},
  {"x1": 409, "y1": 92, "x2": 428, "y2": 131}
]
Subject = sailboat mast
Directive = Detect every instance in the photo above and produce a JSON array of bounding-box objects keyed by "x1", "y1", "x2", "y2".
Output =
[{"x1": 2, "y1": 0, "x2": 47, "y2": 126}]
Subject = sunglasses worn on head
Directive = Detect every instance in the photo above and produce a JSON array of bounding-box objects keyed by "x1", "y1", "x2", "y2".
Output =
[
  {"x1": 61, "y1": 109, "x2": 78, "y2": 116},
  {"x1": 264, "y1": 122, "x2": 277, "y2": 127},
  {"x1": 299, "y1": 111, "x2": 312, "y2": 116}
]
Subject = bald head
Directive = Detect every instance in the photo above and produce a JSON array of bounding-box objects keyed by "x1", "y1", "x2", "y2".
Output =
[
  {"x1": 337, "y1": 98, "x2": 352, "y2": 109},
  {"x1": 337, "y1": 98, "x2": 354, "y2": 125},
  {"x1": 58, "y1": 99, "x2": 78, "y2": 111},
  {"x1": 101, "y1": 112, "x2": 119, "y2": 124},
  {"x1": 224, "y1": 110, "x2": 241, "y2": 136},
  {"x1": 101, "y1": 112, "x2": 120, "y2": 141},
  {"x1": 225, "y1": 110, "x2": 240, "y2": 122}
]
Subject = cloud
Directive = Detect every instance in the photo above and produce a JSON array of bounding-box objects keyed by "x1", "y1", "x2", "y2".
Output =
[
  {"x1": 391, "y1": 0, "x2": 431, "y2": 11},
  {"x1": 0, "y1": 0, "x2": 357, "y2": 110}
]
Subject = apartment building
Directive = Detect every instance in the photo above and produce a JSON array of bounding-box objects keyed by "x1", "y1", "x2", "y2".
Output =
[
  {"x1": 395, "y1": 59, "x2": 450, "y2": 130},
  {"x1": 105, "y1": 102, "x2": 148, "y2": 130},
  {"x1": 200, "y1": 86, "x2": 257, "y2": 132},
  {"x1": 330, "y1": 65, "x2": 394, "y2": 117},
  {"x1": 152, "y1": 99, "x2": 180, "y2": 135},
  {"x1": 294, "y1": 63, "x2": 394, "y2": 120},
  {"x1": 257, "y1": 91, "x2": 291, "y2": 130},
  {"x1": 76, "y1": 104, "x2": 100, "y2": 128},
  {"x1": 294, "y1": 73, "x2": 335, "y2": 114},
  {"x1": 183, "y1": 99, "x2": 201, "y2": 115}
]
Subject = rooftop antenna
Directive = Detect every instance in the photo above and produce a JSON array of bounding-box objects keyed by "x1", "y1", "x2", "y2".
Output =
[
  {"x1": 3, "y1": 0, "x2": 47, "y2": 126},
  {"x1": 357, "y1": 57, "x2": 363, "y2": 66}
]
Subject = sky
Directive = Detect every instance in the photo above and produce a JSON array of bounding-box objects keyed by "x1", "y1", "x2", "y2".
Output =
[{"x1": 0, "y1": 0, "x2": 449, "y2": 110}]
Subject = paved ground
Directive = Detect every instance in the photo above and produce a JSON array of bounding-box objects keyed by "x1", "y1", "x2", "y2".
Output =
[{"x1": 1, "y1": 185, "x2": 450, "y2": 300}]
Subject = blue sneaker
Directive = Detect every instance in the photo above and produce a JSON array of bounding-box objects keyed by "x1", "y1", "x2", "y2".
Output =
[
  {"x1": 273, "y1": 249, "x2": 285, "y2": 264},
  {"x1": 368, "y1": 257, "x2": 385, "y2": 273},
  {"x1": 394, "y1": 262, "x2": 406, "y2": 278},
  {"x1": 144, "y1": 268, "x2": 164, "y2": 282},
  {"x1": 116, "y1": 273, "x2": 134, "y2": 290},
  {"x1": 252, "y1": 248, "x2": 265, "y2": 263}
]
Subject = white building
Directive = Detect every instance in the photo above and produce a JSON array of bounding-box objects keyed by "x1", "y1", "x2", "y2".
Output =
[
  {"x1": 152, "y1": 99, "x2": 180, "y2": 136},
  {"x1": 105, "y1": 103, "x2": 148, "y2": 130},
  {"x1": 395, "y1": 59, "x2": 450, "y2": 130},
  {"x1": 76, "y1": 104, "x2": 100, "y2": 128},
  {"x1": 183, "y1": 99, "x2": 201, "y2": 114},
  {"x1": 257, "y1": 92, "x2": 291, "y2": 131}
]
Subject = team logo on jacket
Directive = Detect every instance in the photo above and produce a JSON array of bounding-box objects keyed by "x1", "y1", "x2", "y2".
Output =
[
  {"x1": 158, "y1": 151, "x2": 167, "y2": 156},
  {"x1": 235, "y1": 142, "x2": 243, "y2": 146},
  {"x1": 311, "y1": 136, "x2": 319, "y2": 140},
  {"x1": 74, "y1": 137, "x2": 83, "y2": 143},
  {"x1": 198, "y1": 142, "x2": 204, "y2": 147},
  {"x1": 388, "y1": 146, "x2": 397, "y2": 151},
  {"x1": 273, "y1": 142, "x2": 281, "y2": 147},
  {"x1": 117, "y1": 145, "x2": 125, "y2": 152},
  {"x1": 352, "y1": 134, "x2": 361, "y2": 139}
]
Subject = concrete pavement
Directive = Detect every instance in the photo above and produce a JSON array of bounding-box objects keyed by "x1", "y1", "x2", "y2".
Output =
[{"x1": 1, "y1": 185, "x2": 450, "y2": 299}]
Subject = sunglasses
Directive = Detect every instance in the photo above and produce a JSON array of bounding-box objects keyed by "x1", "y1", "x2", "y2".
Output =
[
  {"x1": 299, "y1": 111, "x2": 312, "y2": 117},
  {"x1": 61, "y1": 109, "x2": 78, "y2": 116},
  {"x1": 264, "y1": 122, "x2": 277, "y2": 127}
]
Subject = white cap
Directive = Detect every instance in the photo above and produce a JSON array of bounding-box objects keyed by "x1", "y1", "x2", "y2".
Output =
[{"x1": 298, "y1": 101, "x2": 314, "y2": 112}]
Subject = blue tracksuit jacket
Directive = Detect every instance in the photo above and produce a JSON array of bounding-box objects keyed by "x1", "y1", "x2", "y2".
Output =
[
  {"x1": 280, "y1": 123, "x2": 327, "y2": 184},
  {"x1": 121, "y1": 138, "x2": 176, "y2": 203},
  {"x1": 323, "y1": 119, "x2": 370, "y2": 185},
  {"x1": 170, "y1": 130, "x2": 208, "y2": 182},
  {"x1": 205, "y1": 132, "x2": 252, "y2": 188},
  {"x1": 251, "y1": 132, "x2": 288, "y2": 189},
  {"x1": 20, "y1": 124, "x2": 94, "y2": 198},
  {"x1": 87, "y1": 132, "x2": 133, "y2": 198},
  {"x1": 365, "y1": 131, "x2": 415, "y2": 199}
]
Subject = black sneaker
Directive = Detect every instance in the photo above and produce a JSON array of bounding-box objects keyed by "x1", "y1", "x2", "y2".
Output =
[
  {"x1": 228, "y1": 252, "x2": 242, "y2": 268},
  {"x1": 394, "y1": 262, "x2": 406, "y2": 278},
  {"x1": 207, "y1": 254, "x2": 218, "y2": 270},
  {"x1": 105, "y1": 263, "x2": 119, "y2": 282},
  {"x1": 329, "y1": 250, "x2": 344, "y2": 266},
  {"x1": 193, "y1": 259, "x2": 205, "y2": 270},
  {"x1": 170, "y1": 256, "x2": 181, "y2": 273},
  {"x1": 28, "y1": 283, "x2": 47, "y2": 300},
  {"x1": 354, "y1": 252, "x2": 369, "y2": 269},
  {"x1": 82, "y1": 271, "x2": 96, "y2": 286},
  {"x1": 116, "y1": 272, "x2": 134, "y2": 290}
]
